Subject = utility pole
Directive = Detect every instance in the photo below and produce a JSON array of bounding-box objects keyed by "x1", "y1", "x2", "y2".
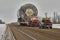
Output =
[
  {"x1": 56, "y1": 12, "x2": 58, "y2": 23},
  {"x1": 53, "y1": 12, "x2": 56, "y2": 24},
  {"x1": 45, "y1": 12, "x2": 47, "y2": 18},
  {"x1": 58, "y1": 15, "x2": 60, "y2": 24}
]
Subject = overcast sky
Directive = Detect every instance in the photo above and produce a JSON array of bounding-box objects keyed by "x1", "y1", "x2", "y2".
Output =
[{"x1": 0, "y1": 0, "x2": 60, "y2": 23}]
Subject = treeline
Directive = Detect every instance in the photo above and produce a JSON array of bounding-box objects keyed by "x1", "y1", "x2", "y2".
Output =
[{"x1": 0, "y1": 19, "x2": 5, "y2": 24}]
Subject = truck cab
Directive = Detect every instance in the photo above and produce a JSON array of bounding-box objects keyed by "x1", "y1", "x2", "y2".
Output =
[
  {"x1": 28, "y1": 16, "x2": 39, "y2": 27},
  {"x1": 39, "y1": 18, "x2": 52, "y2": 29}
]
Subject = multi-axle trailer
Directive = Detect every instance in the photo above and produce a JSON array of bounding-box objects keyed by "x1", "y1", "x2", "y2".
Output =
[{"x1": 17, "y1": 3, "x2": 52, "y2": 29}]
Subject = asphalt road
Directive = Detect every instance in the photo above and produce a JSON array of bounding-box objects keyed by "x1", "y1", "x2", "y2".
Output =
[{"x1": 8, "y1": 24, "x2": 60, "y2": 40}]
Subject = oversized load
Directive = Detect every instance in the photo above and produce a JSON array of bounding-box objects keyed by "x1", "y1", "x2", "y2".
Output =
[
  {"x1": 17, "y1": 3, "x2": 39, "y2": 26},
  {"x1": 18, "y1": 4, "x2": 38, "y2": 21}
]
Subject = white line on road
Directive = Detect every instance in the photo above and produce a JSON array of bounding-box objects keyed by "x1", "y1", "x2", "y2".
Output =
[
  {"x1": 18, "y1": 29, "x2": 37, "y2": 40},
  {"x1": 10, "y1": 30, "x2": 16, "y2": 40}
]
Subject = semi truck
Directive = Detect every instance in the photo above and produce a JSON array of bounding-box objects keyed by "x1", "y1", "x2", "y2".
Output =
[
  {"x1": 17, "y1": 4, "x2": 39, "y2": 27},
  {"x1": 17, "y1": 3, "x2": 52, "y2": 28},
  {"x1": 39, "y1": 17, "x2": 52, "y2": 29}
]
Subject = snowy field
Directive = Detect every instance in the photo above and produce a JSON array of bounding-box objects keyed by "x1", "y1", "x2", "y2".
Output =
[
  {"x1": 0, "y1": 24, "x2": 6, "y2": 40},
  {"x1": 52, "y1": 24, "x2": 60, "y2": 28},
  {"x1": 0, "y1": 24, "x2": 15, "y2": 40}
]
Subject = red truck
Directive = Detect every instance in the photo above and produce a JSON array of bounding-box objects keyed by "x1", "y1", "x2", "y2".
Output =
[{"x1": 28, "y1": 16, "x2": 39, "y2": 27}]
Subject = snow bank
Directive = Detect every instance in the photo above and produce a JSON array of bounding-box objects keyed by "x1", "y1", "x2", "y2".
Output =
[
  {"x1": 52, "y1": 24, "x2": 60, "y2": 28},
  {"x1": 0, "y1": 24, "x2": 6, "y2": 40}
]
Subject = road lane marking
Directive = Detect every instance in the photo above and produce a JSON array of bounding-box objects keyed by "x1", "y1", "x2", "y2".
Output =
[{"x1": 18, "y1": 29, "x2": 37, "y2": 40}]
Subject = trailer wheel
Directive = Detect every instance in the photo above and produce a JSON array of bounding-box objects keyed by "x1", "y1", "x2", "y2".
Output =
[
  {"x1": 28, "y1": 24, "x2": 31, "y2": 27},
  {"x1": 50, "y1": 26, "x2": 52, "y2": 29},
  {"x1": 46, "y1": 27, "x2": 48, "y2": 29},
  {"x1": 28, "y1": 22, "x2": 33, "y2": 27},
  {"x1": 39, "y1": 26, "x2": 42, "y2": 29},
  {"x1": 41, "y1": 26, "x2": 44, "y2": 29}
]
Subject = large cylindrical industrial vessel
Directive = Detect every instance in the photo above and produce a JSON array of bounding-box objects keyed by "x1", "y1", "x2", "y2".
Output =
[
  {"x1": 17, "y1": 3, "x2": 39, "y2": 26},
  {"x1": 18, "y1": 4, "x2": 38, "y2": 21}
]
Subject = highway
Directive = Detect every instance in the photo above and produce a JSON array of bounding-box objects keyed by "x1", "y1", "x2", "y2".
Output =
[{"x1": 8, "y1": 24, "x2": 60, "y2": 40}]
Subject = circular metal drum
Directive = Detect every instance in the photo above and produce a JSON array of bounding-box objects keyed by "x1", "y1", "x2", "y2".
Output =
[{"x1": 18, "y1": 4, "x2": 38, "y2": 21}]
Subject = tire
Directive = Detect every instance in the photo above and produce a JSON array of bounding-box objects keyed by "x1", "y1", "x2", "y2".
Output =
[
  {"x1": 41, "y1": 26, "x2": 44, "y2": 29},
  {"x1": 50, "y1": 26, "x2": 52, "y2": 29},
  {"x1": 39, "y1": 25, "x2": 42, "y2": 29},
  {"x1": 28, "y1": 24, "x2": 31, "y2": 27},
  {"x1": 28, "y1": 22, "x2": 33, "y2": 27},
  {"x1": 46, "y1": 27, "x2": 48, "y2": 29},
  {"x1": 39, "y1": 26, "x2": 41, "y2": 29}
]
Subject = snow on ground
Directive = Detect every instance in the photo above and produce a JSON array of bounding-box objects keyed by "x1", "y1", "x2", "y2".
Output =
[
  {"x1": 52, "y1": 24, "x2": 60, "y2": 28},
  {"x1": 0, "y1": 24, "x2": 6, "y2": 40}
]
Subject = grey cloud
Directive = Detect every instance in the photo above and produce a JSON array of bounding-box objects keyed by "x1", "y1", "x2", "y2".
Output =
[{"x1": 0, "y1": 0, "x2": 60, "y2": 23}]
